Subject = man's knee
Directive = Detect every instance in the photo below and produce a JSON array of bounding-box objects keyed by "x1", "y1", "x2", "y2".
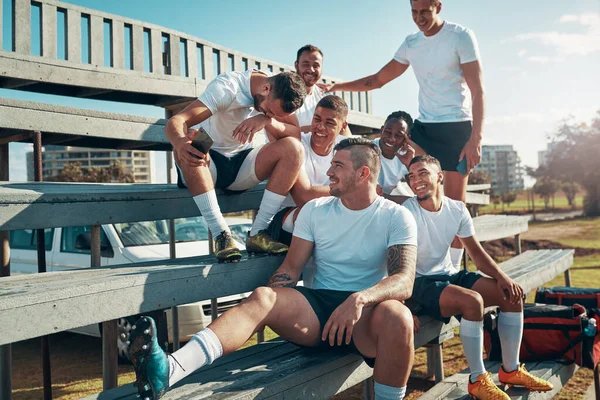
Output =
[
  {"x1": 372, "y1": 300, "x2": 414, "y2": 342},
  {"x1": 459, "y1": 289, "x2": 484, "y2": 320},
  {"x1": 275, "y1": 137, "x2": 304, "y2": 163},
  {"x1": 247, "y1": 286, "x2": 277, "y2": 310}
]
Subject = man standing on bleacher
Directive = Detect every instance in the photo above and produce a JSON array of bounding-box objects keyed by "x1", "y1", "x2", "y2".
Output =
[
  {"x1": 129, "y1": 138, "x2": 418, "y2": 400},
  {"x1": 167, "y1": 70, "x2": 306, "y2": 262},
  {"x1": 403, "y1": 155, "x2": 552, "y2": 399}
]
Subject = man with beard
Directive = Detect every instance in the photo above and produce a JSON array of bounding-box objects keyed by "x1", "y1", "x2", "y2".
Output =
[
  {"x1": 168, "y1": 70, "x2": 306, "y2": 262},
  {"x1": 403, "y1": 155, "x2": 553, "y2": 400},
  {"x1": 320, "y1": 0, "x2": 485, "y2": 268},
  {"x1": 128, "y1": 138, "x2": 418, "y2": 400}
]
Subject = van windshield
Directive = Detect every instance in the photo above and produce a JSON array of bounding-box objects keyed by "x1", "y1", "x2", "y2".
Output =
[{"x1": 113, "y1": 217, "x2": 209, "y2": 247}]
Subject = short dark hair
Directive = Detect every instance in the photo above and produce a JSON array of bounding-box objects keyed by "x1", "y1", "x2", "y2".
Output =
[
  {"x1": 316, "y1": 95, "x2": 348, "y2": 119},
  {"x1": 269, "y1": 72, "x2": 307, "y2": 113},
  {"x1": 408, "y1": 154, "x2": 442, "y2": 171},
  {"x1": 410, "y1": 0, "x2": 440, "y2": 6},
  {"x1": 384, "y1": 110, "x2": 413, "y2": 131},
  {"x1": 296, "y1": 44, "x2": 324, "y2": 62},
  {"x1": 334, "y1": 138, "x2": 381, "y2": 183}
]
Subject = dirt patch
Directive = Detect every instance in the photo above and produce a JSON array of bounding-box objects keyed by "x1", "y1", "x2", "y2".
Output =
[
  {"x1": 483, "y1": 238, "x2": 600, "y2": 260},
  {"x1": 521, "y1": 224, "x2": 585, "y2": 242}
]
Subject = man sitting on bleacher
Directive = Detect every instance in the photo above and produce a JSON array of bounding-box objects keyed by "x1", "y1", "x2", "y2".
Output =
[
  {"x1": 403, "y1": 155, "x2": 552, "y2": 399},
  {"x1": 129, "y1": 138, "x2": 418, "y2": 400},
  {"x1": 167, "y1": 70, "x2": 306, "y2": 262}
]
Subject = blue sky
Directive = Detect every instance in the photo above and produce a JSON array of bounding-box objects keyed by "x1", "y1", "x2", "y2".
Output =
[{"x1": 4, "y1": 0, "x2": 599, "y2": 184}]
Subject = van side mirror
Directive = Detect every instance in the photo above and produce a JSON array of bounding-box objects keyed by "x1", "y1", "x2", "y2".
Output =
[{"x1": 75, "y1": 233, "x2": 115, "y2": 259}]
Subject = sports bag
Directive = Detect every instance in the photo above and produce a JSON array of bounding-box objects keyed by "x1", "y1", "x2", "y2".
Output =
[
  {"x1": 535, "y1": 286, "x2": 600, "y2": 309},
  {"x1": 484, "y1": 303, "x2": 600, "y2": 369}
]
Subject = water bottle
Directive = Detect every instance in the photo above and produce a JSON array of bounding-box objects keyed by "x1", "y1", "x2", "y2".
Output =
[{"x1": 584, "y1": 318, "x2": 597, "y2": 337}]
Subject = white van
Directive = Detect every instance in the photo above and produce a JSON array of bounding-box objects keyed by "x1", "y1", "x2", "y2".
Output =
[{"x1": 9, "y1": 216, "x2": 252, "y2": 361}]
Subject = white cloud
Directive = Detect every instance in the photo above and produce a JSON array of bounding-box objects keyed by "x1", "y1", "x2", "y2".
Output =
[
  {"x1": 508, "y1": 13, "x2": 600, "y2": 59},
  {"x1": 517, "y1": 49, "x2": 527, "y2": 57},
  {"x1": 527, "y1": 56, "x2": 550, "y2": 64}
]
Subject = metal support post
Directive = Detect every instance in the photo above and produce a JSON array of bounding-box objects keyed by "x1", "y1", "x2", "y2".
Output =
[
  {"x1": 564, "y1": 269, "x2": 572, "y2": 287},
  {"x1": 363, "y1": 377, "x2": 374, "y2": 400},
  {"x1": 0, "y1": 143, "x2": 10, "y2": 400},
  {"x1": 515, "y1": 233, "x2": 522, "y2": 255},
  {"x1": 93, "y1": 224, "x2": 118, "y2": 390},
  {"x1": 34, "y1": 132, "x2": 53, "y2": 400},
  {"x1": 425, "y1": 344, "x2": 445, "y2": 383},
  {"x1": 166, "y1": 151, "x2": 180, "y2": 350}
]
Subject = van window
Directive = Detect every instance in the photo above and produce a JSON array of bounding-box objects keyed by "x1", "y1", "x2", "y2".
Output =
[
  {"x1": 9, "y1": 229, "x2": 54, "y2": 251},
  {"x1": 61, "y1": 226, "x2": 111, "y2": 254}
]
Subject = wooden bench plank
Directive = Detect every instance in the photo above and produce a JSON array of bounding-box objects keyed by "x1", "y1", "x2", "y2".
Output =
[
  {"x1": 0, "y1": 182, "x2": 266, "y2": 230},
  {"x1": 473, "y1": 215, "x2": 529, "y2": 242}
]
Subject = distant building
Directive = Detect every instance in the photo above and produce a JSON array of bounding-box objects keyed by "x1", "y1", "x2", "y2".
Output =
[
  {"x1": 26, "y1": 145, "x2": 153, "y2": 183},
  {"x1": 474, "y1": 145, "x2": 524, "y2": 194},
  {"x1": 538, "y1": 142, "x2": 559, "y2": 167}
]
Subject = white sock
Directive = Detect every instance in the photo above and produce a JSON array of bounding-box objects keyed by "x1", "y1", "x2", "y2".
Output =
[
  {"x1": 498, "y1": 311, "x2": 523, "y2": 372},
  {"x1": 374, "y1": 382, "x2": 406, "y2": 400},
  {"x1": 168, "y1": 328, "x2": 223, "y2": 387},
  {"x1": 193, "y1": 190, "x2": 230, "y2": 237},
  {"x1": 450, "y1": 248, "x2": 464, "y2": 269},
  {"x1": 250, "y1": 190, "x2": 286, "y2": 236},
  {"x1": 460, "y1": 318, "x2": 486, "y2": 382}
]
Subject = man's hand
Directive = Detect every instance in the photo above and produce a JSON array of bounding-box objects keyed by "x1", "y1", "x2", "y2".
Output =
[
  {"x1": 317, "y1": 83, "x2": 335, "y2": 93},
  {"x1": 396, "y1": 142, "x2": 416, "y2": 166},
  {"x1": 497, "y1": 275, "x2": 524, "y2": 304},
  {"x1": 458, "y1": 135, "x2": 482, "y2": 172},
  {"x1": 172, "y1": 134, "x2": 210, "y2": 168},
  {"x1": 322, "y1": 294, "x2": 364, "y2": 346},
  {"x1": 232, "y1": 114, "x2": 270, "y2": 144}
]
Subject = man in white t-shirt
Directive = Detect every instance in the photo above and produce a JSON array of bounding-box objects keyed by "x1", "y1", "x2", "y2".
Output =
[
  {"x1": 374, "y1": 110, "x2": 417, "y2": 203},
  {"x1": 168, "y1": 71, "x2": 306, "y2": 262},
  {"x1": 403, "y1": 155, "x2": 552, "y2": 399},
  {"x1": 320, "y1": 0, "x2": 485, "y2": 267},
  {"x1": 266, "y1": 95, "x2": 347, "y2": 247},
  {"x1": 128, "y1": 138, "x2": 418, "y2": 400}
]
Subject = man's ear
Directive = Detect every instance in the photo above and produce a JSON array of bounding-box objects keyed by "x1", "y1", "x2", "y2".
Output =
[
  {"x1": 294, "y1": 60, "x2": 299, "y2": 72},
  {"x1": 438, "y1": 170, "x2": 444, "y2": 184},
  {"x1": 359, "y1": 166, "x2": 371, "y2": 182}
]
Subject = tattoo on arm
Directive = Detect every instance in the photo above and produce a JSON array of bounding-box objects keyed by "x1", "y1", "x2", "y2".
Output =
[
  {"x1": 364, "y1": 78, "x2": 373, "y2": 87},
  {"x1": 387, "y1": 244, "x2": 417, "y2": 298},
  {"x1": 267, "y1": 273, "x2": 297, "y2": 288}
]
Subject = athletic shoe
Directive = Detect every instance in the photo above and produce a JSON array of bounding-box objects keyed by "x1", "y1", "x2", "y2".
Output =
[
  {"x1": 246, "y1": 231, "x2": 288, "y2": 255},
  {"x1": 467, "y1": 372, "x2": 510, "y2": 400},
  {"x1": 498, "y1": 364, "x2": 553, "y2": 392},
  {"x1": 129, "y1": 316, "x2": 170, "y2": 400},
  {"x1": 214, "y1": 231, "x2": 242, "y2": 263}
]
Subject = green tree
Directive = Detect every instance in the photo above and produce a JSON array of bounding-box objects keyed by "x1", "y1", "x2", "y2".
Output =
[
  {"x1": 534, "y1": 178, "x2": 560, "y2": 209},
  {"x1": 545, "y1": 111, "x2": 600, "y2": 215},
  {"x1": 469, "y1": 170, "x2": 491, "y2": 185},
  {"x1": 501, "y1": 191, "x2": 517, "y2": 209},
  {"x1": 47, "y1": 161, "x2": 134, "y2": 183},
  {"x1": 561, "y1": 181, "x2": 580, "y2": 209}
]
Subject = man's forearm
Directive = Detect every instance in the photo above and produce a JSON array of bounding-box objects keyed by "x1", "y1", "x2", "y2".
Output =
[
  {"x1": 354, "y1": 273, "x2": 414, "y2": 308},
  {"x1": 332, "y1": 74, "x2": 382, "y2": 92},
  {"x1": 470, "y1": 248, "x2": 506, "y2": 280},
  {"x1": 265, "y1": 118, "x2": 301, "y2": 140},
  {"x1": 267, "y1": 266, "x2": 299, "y2": 288},
  {"x1": 165, "y1": 116, "x2": 188, "y2": 144},
  {"x1": 471, "y1": 90, "x2": 485, "y2": 139}
]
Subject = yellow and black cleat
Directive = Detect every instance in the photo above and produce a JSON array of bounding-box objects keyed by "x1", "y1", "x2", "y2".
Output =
[
  {"x1": 214, "y1": 231, "x2": 242, "y2": 263},
  {"x1": 246, "y1": 231, "x2": 288, "y2": 256}
]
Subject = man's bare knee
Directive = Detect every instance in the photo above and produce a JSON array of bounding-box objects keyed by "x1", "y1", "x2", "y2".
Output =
[
  {"x1": 247, "y1": 286, "x2": 277, "y2": 310},
  {"x1": 372, "y1": 300, "x2": 414, "y2": 342},
  {"x1": 460, "y1": 290, "x2": 484, "y2": 320}
]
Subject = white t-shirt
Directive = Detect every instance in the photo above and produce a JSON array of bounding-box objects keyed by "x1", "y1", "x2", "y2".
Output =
[
  {"x1": 373, "y1": 138, "x2": 411, "y2": 196},
  {"x1": 293, "y1": 196, "x2": 417, "y2": 292},
  {"x1": 402, "y1": 196, "x2": 475, "y2": 277},
  {"x1": 295, "y1": 86, "x2": 326, "y2": 128},
  {"x1": 197, "y1": 69, "x2": 270, "y2": 157},
  {"x1": 394, "y1": 21, "x2": 480, "y2": 123},
  {"x1": 280, "y1": 132, "x2": 344, "y2": 208}
]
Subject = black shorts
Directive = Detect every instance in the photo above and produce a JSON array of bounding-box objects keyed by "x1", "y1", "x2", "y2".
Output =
[
  {"x1": 265, "y1": 207, "x2": 296, "y2": 246},
  {"x1": 411, "y1": 270, "x2": 483, "y2": 323},
  {"x1": 293, "y1": 286, "x2": 376, "y2": 368},
  {"x1": 176, "y1": 148, "x2": 254, "y2": 194},
  {"x1": 410, "y1": 120, "x2": 472, "y2": 172}
]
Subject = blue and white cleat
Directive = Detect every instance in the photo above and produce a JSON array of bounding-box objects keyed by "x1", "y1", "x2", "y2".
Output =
[{"x1": 128, "y1": 316, "x2": 170, "y2": 400}]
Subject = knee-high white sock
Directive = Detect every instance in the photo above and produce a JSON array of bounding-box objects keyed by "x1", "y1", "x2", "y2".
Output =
[
  {"x1": 193, "y1": 190, "x2": 230, "y2": 237},
  {"x1": 250, "y1": 190, "x2": 286, "y2": 236},
  {"x1": 374, "y1": 382, "x2": 406, "y2": 400},
  {"x1": 460, "y1": 318, "x2": 486, "y2": 382},
  {"x1": 450, "y1": 248, "x2": 464, "y2": 270},
  {"x1": 498, "y1": 311, "x2": 523, "y2": 372},
  {"x1": 168, "y1": 328, "x2": 223, "y2": 387}
]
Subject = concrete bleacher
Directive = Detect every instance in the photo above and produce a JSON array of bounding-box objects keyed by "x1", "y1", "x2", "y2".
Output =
[{"x1": 0, "y1": 0, "x2": 582, "y2": 398}]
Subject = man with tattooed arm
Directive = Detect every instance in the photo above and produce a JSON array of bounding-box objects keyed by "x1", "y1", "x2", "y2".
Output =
[{"x1": 127, "y1": 138, "x2": 418, "y2": 400}]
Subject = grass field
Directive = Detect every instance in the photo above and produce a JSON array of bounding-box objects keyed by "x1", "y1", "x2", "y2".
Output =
[
  {"x1": 480, "y1": 190, "x2": 585, "y2": 215},
  {"x1": 11, "y1": 217, "x2": 600, "y2": 399}
]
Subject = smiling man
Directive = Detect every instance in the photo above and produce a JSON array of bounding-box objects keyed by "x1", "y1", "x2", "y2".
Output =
[
  {"x1": 404, "y1": 155, "x2": 552, "y2": 400},
  {"x1": 128, "y1": 138, "x2": 418, "y2": 400},
  {"x1": 321, "y1": 0, "x2": 485, "y2": 266},
  {"x1": 168, "y1": 70, "x2": 306, "y2": 262}
]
